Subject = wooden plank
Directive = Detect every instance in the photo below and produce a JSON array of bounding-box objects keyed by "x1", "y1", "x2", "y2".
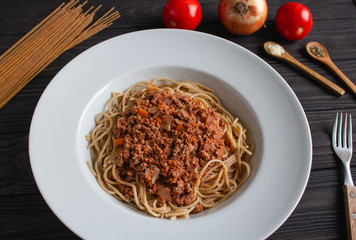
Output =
[{"x1": 0, "y1": 0, "x2": 355, "y2": 239}]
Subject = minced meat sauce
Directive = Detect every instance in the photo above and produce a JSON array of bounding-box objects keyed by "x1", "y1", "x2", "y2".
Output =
[{"x1": 112, "y1": 89, "x2": 229, "y2": 212}]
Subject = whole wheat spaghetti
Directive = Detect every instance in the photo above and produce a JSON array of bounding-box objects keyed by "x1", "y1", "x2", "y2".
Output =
[
  {"x1": 0, "y1": 0, "x2": 120, "y2": 109},
  {"x1": 86, "y1": 78, "x2": 253, "y2": 219}
]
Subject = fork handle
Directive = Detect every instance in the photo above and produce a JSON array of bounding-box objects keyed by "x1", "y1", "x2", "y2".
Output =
[{"x1": 344, "y1": 184, "x2": 356, "y2": 240}]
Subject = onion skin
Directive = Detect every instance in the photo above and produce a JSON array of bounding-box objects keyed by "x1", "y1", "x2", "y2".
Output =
[{"x1": 218, "y1": 0, "x2": 268, "y2": 35}]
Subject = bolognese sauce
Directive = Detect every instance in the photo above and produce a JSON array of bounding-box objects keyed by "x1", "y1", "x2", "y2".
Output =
[
  {"x1": 112, "y1": 90, "x2": 230, "y2": 212},
  {"x1": 87, "y1": 79, "x2": 252, "y2": 219}
]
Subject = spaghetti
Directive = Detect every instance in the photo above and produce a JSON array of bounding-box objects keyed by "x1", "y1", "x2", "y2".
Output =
[{"x1": 86, "y1": 78, "x2": 252, "y2": 219}]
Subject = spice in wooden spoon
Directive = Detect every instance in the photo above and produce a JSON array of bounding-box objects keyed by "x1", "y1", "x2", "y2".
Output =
[
  {"x1": 263, "y1": 41, "x2": 345, "y2": 96},
  {"x1": 306, "y1": 41, "x2": 356, "y2": 96}
]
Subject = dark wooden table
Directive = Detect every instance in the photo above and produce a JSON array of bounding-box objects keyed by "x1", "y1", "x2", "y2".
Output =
[{"x1": 1, "y1": 0, "x2": 356, "y2": 239}]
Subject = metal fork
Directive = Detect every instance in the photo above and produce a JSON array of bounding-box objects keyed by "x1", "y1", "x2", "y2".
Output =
[{"x1": 332, "y1": 112, "x2": 356, "y2": 240}]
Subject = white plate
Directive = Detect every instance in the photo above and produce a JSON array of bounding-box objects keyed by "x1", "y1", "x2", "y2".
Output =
[{"x1": 29, "y1": 29, "x2": 312, "y2": 240}]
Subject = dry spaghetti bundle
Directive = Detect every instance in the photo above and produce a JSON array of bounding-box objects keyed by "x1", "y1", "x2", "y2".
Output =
[{"x1": 0, "y1": 0, "x2": 120, "y2": 109}]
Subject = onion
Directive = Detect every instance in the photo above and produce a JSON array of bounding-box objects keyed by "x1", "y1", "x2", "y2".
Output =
[
  {"x1": 218, "y1": 0, "x2": 268, "y2": 35},
  {"x1": 162, "y1": 115, "x2": 173, "y2": 131},
  {"x1": 152, "y1": 167, "x2": 160, "y2": 184}
]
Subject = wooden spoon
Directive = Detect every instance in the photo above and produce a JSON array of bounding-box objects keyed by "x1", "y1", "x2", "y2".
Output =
[
  {"x1": 263, "y1": 41, "x2": 345, "y2": 96},
  {"x1": 306, "y1": 41, "x2": 356, "y2": 96}
]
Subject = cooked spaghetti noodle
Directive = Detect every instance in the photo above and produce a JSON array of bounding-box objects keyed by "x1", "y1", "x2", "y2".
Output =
[{"x1": 86, "y1": 78, "x2": 252, "y2": 219}]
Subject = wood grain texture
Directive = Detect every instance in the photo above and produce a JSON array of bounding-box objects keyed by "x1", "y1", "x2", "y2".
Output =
[
  {"x1": 0, "y1": 0, "x2": 356, "y2": 239},
  {"x1": 344, "y1": 185, "x2": 356, "y2": 240}
]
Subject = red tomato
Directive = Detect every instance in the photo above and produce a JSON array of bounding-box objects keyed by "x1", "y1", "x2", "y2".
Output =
[
  {"x1": 275, "y1": 2, "x2": 313, "y2": 41},
  {"x1": 163, "y1": 0, "x2": 202, "y2": 30}
]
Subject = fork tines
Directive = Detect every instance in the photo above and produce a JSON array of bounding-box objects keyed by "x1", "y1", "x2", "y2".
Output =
[{"x1": 332, "y1": 112, "x2": 353, "y2": 150}]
